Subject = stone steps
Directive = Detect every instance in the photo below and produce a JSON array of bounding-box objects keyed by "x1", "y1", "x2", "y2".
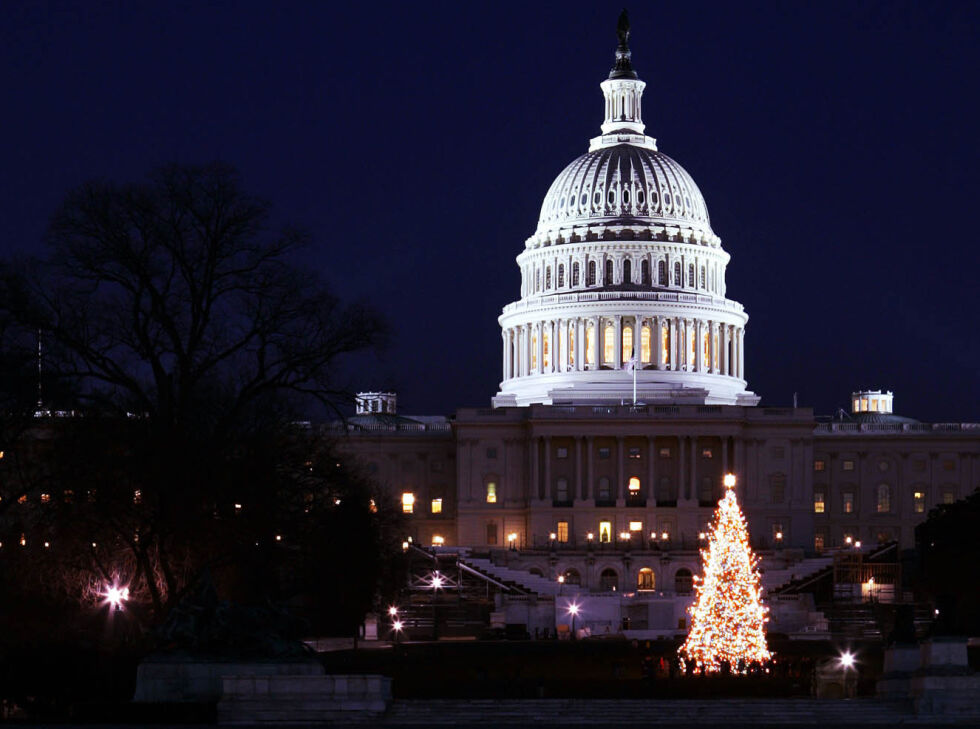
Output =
[{"x1": 380, "y1": 698, "x2": 927, "y2": 724}]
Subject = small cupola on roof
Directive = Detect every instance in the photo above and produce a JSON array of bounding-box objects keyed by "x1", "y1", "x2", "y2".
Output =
[
  {"x1": 356, "y1": 392, "x2": 397, "y2": 415},
  {"x1": 852, "y1": 390, "x2": 893, "y2": 415}
]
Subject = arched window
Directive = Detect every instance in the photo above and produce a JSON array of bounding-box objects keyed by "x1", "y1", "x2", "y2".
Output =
[
  {"x1": 623, "y1": 259, "x2": 632, "y2": 284},
  {"x1": 688, "y1": 263, "x2": 695, "y2": 287},
  {"x1": 604, "y1": 259, "x2": 613, "y2": 285},
  {"x1": 585, "y1": 323, "x2": 594, "y2": 365},
  {"x1": 640, "y1": 324, "x2": 651, "y2": 363},
  {"x1": 641, "y1": 259, "x2": 651, "y2": 285},
  {"x1": 564, "y1": 568, "x2": 581, "y2": 586},
  {"x1": 673, "y1": 262, "x2": 682, "y2": 285},
  {"x1": 622, "y1": 325, "x2": 633, "y2": 362},
  {"x1": 675, "y1": 568, "x2": 693, "y2": 594},
  {"x1": 535, "y1": 269, "x2": 541, "y2": 292},
  {"x1": 658, "y1": 260, "x2": 667, "y2": 285},
  {"x1": 572, "y1": 262, "x2": 580, "y2": 286},
  {"x1": 877, "y1": 483, "x2": 891, "y2": 513},
  {"x1": 637, "y1": 568, "x2": 655, "y2": 590},
  {"x1": 597, "y1": 476, "x2": 611, "y2": 501},
  {"x1": 558, "y1": 264, "x2": 565, "y2": 288},
  {"x1": 546, "y1": 266, "x2": 552, "y2": 289},
  {"x1": 600, "y1": 568, "x2": 619, "y2": 592},
  {"x1": 700, "y1": 265, "x2": 706, "y2": 289},
  {"x1": 568, "y1": 322, "x2": 575, "y2": 366},
  {"x1": 587, "y1": 260, "x2": 596, "y2": 286},
  {"x1": 603, "y1": 324, "x2": 615, "y2": 364},
  {"x1": 661, "y1": 321, "x2": 670, "y2": 367}
]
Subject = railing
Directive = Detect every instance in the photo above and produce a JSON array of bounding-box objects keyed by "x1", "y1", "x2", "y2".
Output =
[
  {"x1": 501, "y1": 290, "x2": 745, "y2": 315},
  {"x1": 815, "y1": 422, "x2": 980, "y2": 434}
]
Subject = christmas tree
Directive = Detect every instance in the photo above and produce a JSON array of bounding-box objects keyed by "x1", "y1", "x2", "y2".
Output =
[{"x1": 678, "y1": 474, "x2": 771, "y2": 673}]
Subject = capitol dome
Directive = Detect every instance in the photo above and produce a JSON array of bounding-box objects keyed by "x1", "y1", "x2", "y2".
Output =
[
  {"x1": 493, "y1": 13, "x2": 759, "y2": 408},
  {"x1": 536, "y1": 145, "x2": 712, "y2": 239}
]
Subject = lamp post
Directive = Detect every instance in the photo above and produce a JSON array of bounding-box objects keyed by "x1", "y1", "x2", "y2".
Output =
[
  {"x1": 558, "y1": 574, "x2": 565, "y2": 597},
  {"x1": 567, "y1": 603, "x2": 580, "y2": 640}
]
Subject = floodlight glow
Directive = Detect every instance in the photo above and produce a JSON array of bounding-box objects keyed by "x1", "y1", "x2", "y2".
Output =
[
  {"x1": 840, "y1": 651, "x2": 855, "y2": 669},
  {"x1": 567, "y1": 603, "x2": 580, "y2": 616},
  {"x1": 392, "y1": 620, "x2": 403, "y2": 632},
  {"x1": 103, "y1": 583, "x2": 130, "y2": 611},
  {"x1": 388, "y1": 606, "x2": 398, "y2": 617},
  {"x1": 723, "y1": 473, "x2": 736, "y2": 488}
]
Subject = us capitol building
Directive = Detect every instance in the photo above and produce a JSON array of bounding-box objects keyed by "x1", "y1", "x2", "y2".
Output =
[{"x1": 336, "y1": 18, "x2": 979, "y2": 633}]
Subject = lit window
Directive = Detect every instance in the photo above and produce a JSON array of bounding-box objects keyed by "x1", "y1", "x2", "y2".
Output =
[
  {"x1": 876, "y1": 484, "x2": 891, "y2": 513},
  {"x1": 401, "y1": 492, "x2": 415, "y2": 514},
  {"x1": 432, "y1": 535, "x2": 444, "y2": 545},
  {"x1": 17, "y1": 495, "x2": 26, "y2": 504},
  {"x1": 628, "y1": 477, "x2": 641, "y2": 492},
  {"x1": 913, "y1": 491, "x2": 924, "y2": 514},
  {"x1": 843, "y1": 460, "x2": 855, "y2": 471},
  {"x1": 531, "y1": 335, "x2": 537, "y2": 369},
  {"x1": 568, "y1": 323, "x2": 575, "y2": 366},
  {"x1": 814, "y1": 460, "x2": 825, "y2": 472},
  {"x1": 688, "y1": 327, "x2": 695, "y2": 367},
  {"x1": 628, "y1": 447, "x2": 641, "y2": 459},
  {"x1": 943, "y1": 491, "x2": 954, "y2": 505},
  {"x1": 629, "y1": 521, "x2": 642, "y2": 532},
  {"x1": 599, "y1": 520, "x2": 612, "y2": 543},
  {"x1": 640, "y1": 324, "x2": 651, "y2": 363},
  {"x1": 585, "y1": 324, "x2": 595, "y2": 365},
  {"x1": 369, "y1": 499, "x2": 377, "y2": 513},
  {"x1": 814, "y1": 533, "x2": 825, "y2": 552},
  {"x1": 543, "y1": 331, "x2": 551, "y2": 369},
  {"x1": 603, "y1": 324, "x2": 615, "y2": 364},
  {"x1": 40, "y1": 493, "x2": 51, "y2": 504},
  {"x1": 486, "y1": 482, "x2": 497, "y2": 504},
  {"x1": 622, "y1": 325, "x2": 633, "y2": 363},
  {"x1": 814, "y1": 491, "x2": 825, "y2": 513},
  {"x1": 133, "y1": 489, "x2": 142, "y2": 505},
  {"x1": 659, "y1": 447, "x2": 671, "y2": 458},
  {"x1": 701, "y1": 448, "x2": 713, "y2": 459},
  {"x1": 661, "y1": 321, "x2": 670, "y2": 366},
  {"x1": 431, "y1": 498, "x2": 442, "y2": 514},
  {"x1": 638, "y1": 568, "x2": 655, "y2": 590},
  {"x1": 557, "y1": 521, "x2": 569, "y2": 543},
  {"x1": 843, "y1": 491, "x2": 855, "y2": 514}
]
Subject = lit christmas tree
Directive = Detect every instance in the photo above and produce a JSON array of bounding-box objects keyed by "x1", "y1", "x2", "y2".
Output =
[{"x1": 679, "y1": 474, "x2": 771, "y2": 673}]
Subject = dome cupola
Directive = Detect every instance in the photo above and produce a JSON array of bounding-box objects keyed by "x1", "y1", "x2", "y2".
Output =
[{"x1": 493, "y1": 13, "x2": 760, "y2": 408}]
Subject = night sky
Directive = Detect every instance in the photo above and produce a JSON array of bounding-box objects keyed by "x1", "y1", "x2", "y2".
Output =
[{"x1": 2, "y1": 1, "x2": 978, "y2": 422}]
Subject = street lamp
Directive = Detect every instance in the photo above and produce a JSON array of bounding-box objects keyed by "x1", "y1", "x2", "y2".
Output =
[
  {"x1": 103, "y1": 583, "x2": 129, "y2": 612},
  {"x1": 839, "y1": 650, "x2": 855, "y2": 669},
  {"x1": 388, "y1": 606, "x2": 399, "y2": 618},
  {"x1": 567, "y1": 602, "x2": 580, "y2": 639},
  {"x1": 557, "y1": 574, "x2": 565, "y2": 596},
  {"x1": 507, "y1": 532, "x2": 518, "y2": 551}
]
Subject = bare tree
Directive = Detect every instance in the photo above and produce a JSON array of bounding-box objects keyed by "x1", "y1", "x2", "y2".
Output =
[{"x1": 0, "y1": 163, "x2": 387, "y2": 625}]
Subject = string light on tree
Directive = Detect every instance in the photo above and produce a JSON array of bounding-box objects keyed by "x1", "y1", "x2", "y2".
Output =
[{"x1": 678, "y1": 473, "x2": 771, "y2": 673}]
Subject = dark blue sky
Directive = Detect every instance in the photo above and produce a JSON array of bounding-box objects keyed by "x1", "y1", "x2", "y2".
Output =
[{"x1": 2, "y1": 1, "x2": 978, "y2": 421}]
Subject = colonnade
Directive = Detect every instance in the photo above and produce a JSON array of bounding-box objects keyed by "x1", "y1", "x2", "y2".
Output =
[
  {"x1": 527, "y1": 434, "x2": 737, "y2": 505},
  {"x1": 501, "y1": 315, "x2": 744, "y2": 381}
]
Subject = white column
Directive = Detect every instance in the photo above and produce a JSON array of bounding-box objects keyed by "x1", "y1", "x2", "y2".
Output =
[
  {"x1": 693, "y1": 320, "x2": 702, "y2": 373},
  {"x1": 502, "y1": 330, "x2": 509, "y2": 380},
  {"x1": 614, "y1": 315, "x2": 623, "y2": 369},
  {"x1": 738, "y1": 327, "x2": 745, "y2": 380}
]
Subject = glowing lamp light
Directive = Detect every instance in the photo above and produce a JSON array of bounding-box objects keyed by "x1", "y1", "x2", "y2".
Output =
[
  {"x1": 402, "y1": 541, "x2": 409, "y2": 551},
  {"x1": 432, "y1": 535, "x2": 444, "y2": 545},
  {"x1": 698, "y1": 532, "x2": 707, "y2": 540},
  {"x1": 723, "y1": 473, "x2": 736, "y2": 489},
  {"x1": 840, "y1": 651, "x2": 856, "y2": 669},
  {"x1": 845, "y1": 536, "x2": 853, "y2": 545},
  {"x1": 567, "y1": 603, "x2": 580, "y2": 617},
  {"x1": 104, "y1": 584, "x2": 130, "y2": 611},
  {"x1": 557, "y1": 575, "x2": 565, "y2": 584},
  {"x1": 392, "y1": 620, "x2": 403, "y2": 632},
  {"x1": 854, "y1": 540, "x2": 862, "y2": 549},
  {"x1": 275, "y1": 534, "x2": 282, "y2": 542},
  {"x1": 388, "y1": 606, "x2": 399, "y2": 617},
  {"x1": 661, "y1": 531, "x2": 669, "y2": 541},
  {"x1": 431, "y1": 573, "x2": 444, "y2": 590},
  {"x1": 775, "y1": 531, "x2": 783, "y2": 541},
  {"x1": 619, "y1": 531, "x2": 631, "y2": 541},
  {"x1": 586, "y1": 532, "x2": 595, "y2": 541},
  {"x1": 549, "y1": 532, "x2": 557, "y2": 541}
]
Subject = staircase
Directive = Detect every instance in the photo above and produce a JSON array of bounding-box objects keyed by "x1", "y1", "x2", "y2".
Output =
[
  {"x1": 460, "y1": 557, "x2": 584, "y2": 597},
  {"x1": 761, "y1": 557, "x2": 833, "y2": 595},
  {"x1": 381, "y1": 698, "x2": 926, "y2": 725}
]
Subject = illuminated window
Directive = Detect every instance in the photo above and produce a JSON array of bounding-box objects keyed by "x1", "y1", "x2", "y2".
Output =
[
  {"x1": 17, "y1": 495, "x2": 26, "y2": 504},
  {"x1": 842, "y1": 459, "x2": 855, "y2": 471},
  {"x1": 599, "y1": 520, "x2": 612, "y2": 543},
  {"x1": 638, "y1": 568, "x2": 655, "y2": 590},
  {"x1": 712, "y1": 330, "x2": 719, "y2": 370},
  {"x1": 701, "y1": 448, "x2": 713, "y2": 459},
  {"x1": 432, "y1": 535, "x2": 444, "y2": 545},
  {"x1": 659, "y1": 447, "x2": 671, "y2": 458},
  {"x1": 702, "y1": 329, "x2": 710, "y2": 369},
  {"x1": 913, "y1": 491, "x2": 924, "y2": 514},
  {"x1": 543, "y1": 331, "x2": 551, "y2": 369},
  {"x1": 628, "y1": 477, "x2": 641, "y2": 492},
  {"x1": 814, "y1": 491, "x2": 825, "y2": 513},
  {"x1": 629, "y1": 520, "x2": 642, "y2": 532},
  {"x1": 401, "y1": 492, "x2": 415, "y2": 513},
  {"x1": 640, "y1": 324, "x2": 651, "y2": 362},
  {"x1": 628, "y1": 447, "x2": 641, "y2": 459},
  {"x1": 585, "y1": 324, "x2": 595, "y2": 365},
  {"x1": 557, "y1": 521, "x2": 569, "y2": 543},
  {"x1": 369, "y1": 499, "x2": 377, "y2": 513},
  {"x1": 943, "y1": 491, "x2": 954, "y2": 505},
  {"x1": 814, "y1": 460, "x2": 825, "y2": 472},
  {"x1": 133, "y1": 489, "x2": 142, "y2": 505},
  {"x1": 531, "y1": 334, "x2": 538, "y2": 370},
  {"x1": 603, "y1": 324, "x2": 615, "y2": 363},
  {"x1": 431, "y1": 498, "x2": 443, "y2": 514},
  {"x1": 486, "y1": 482, "x2": 497, "y2": 503},
  {"x1": 688, "y1": 328, "x2": 695, "y2": 367},
  {"x1": 814, "y1": 532, "x2": 825, "y2": 552},
  {"x1": 843, "y1": 491, "x2": 855, "y2": 514},
  {"x1": 40, "y1": 493, "x2": 51, "y2": 504},
  {"x1": 661, "y1": 321, "x2": 670, "y2": 366},
  {"x1": 622, "y1": 325, "x2": 633, "y2": 362},
  {"x1": 568, "y1": 323, "x2": 575, "y2": 366},
  {"x1": 876, "y1": 484, "x2": 891, "y2": 513},
  {"x1": 63, "y1": 490, "x2": 73, "y2": 503}
]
